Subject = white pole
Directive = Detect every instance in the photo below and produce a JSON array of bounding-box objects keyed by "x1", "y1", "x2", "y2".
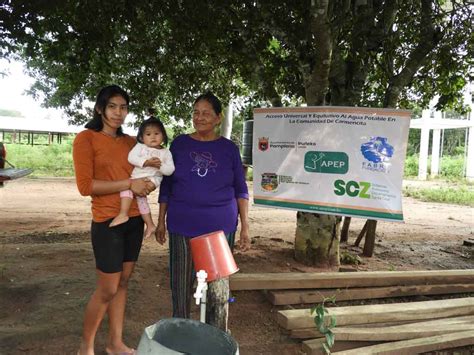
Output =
[
  {"x1": 221, "y1": 100, "x2": 233, "y2": 139},
  {"x1": 430, "y1": 111, "x2": 442, "y2": 177},
  {"x1": 466, "y1": 106, "x2": 474, "y2": 181},
  {"x1": 418, "y1": 109, "x2": 431, "y2": 180}
]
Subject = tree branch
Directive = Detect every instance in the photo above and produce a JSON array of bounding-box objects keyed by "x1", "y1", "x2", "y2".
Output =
[{"x1": 384, "y1": 0, "x2": 442, "y2": 107}]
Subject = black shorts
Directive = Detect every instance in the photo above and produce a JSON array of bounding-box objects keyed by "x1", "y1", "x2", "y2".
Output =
[{"x1": 91, "y1": 216, "x2": 144, "y2": 273}]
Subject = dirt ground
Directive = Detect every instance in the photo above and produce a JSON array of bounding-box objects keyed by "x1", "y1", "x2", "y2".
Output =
[{"x1": 0, "y1": 178, "x2": 473, "y2": 355}]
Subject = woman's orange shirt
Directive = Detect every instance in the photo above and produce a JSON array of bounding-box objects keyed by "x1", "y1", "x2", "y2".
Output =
[{"x1": 73, "y1": 129, "x2": 140, "y2": 222}]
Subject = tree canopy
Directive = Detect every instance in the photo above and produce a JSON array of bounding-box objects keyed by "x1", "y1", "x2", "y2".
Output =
[{"x1": 1, "y1": 0, "x2": 472, "y2": 127}]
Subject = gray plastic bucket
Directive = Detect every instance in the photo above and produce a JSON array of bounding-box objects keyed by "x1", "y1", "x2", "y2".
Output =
[{"x1": 136, "y1": 318, "x2": 239, "y2": 355}]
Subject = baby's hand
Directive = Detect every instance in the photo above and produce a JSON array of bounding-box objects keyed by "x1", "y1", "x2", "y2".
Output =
[{"x1": 144, "y1": 157, "x2": 162, "y2": 169}]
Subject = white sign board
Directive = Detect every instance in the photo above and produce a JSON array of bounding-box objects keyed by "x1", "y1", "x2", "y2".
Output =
[{"x1": 252, "y1": 106, "x2": 411, "y2": 222}]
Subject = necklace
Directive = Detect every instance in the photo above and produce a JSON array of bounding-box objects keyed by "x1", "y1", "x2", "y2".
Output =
[{"x1": 100, "y1": 130, "x2": 117, "y2": 138}]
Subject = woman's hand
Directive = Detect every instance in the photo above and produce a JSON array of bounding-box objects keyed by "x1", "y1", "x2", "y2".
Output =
[
  {"x1": 130, "y1": 178, "x2": 155, "y2": 196},
  {"x1": 144, "y1": 157, "x2": 162, "y2": 169},
  {"x1": 155, "y1": 223, "x2": 167, "y2": 245},
  {"x1": 144, "y1": 180, "x2": 156, "y2": 194},
  {"x1": 237, "y1": 225, "x2": 251, "y2": 252}
]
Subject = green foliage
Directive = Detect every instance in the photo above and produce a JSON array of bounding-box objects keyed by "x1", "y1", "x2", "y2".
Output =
[
  {"x1": 407, "y1": 125, "x2": 469, "y2": 157},
  {"x1": 340, "y1": 251, "x2": 361, "y2": 265},
  {"x1": 403, "y1": 185, "x2": 474, "y2": 206},
  {"x1": 404, "y1": 154, "x2": 466, "y2": 179},
  {"x1": 5, "y1": 142, "x2": 74, "y2": 177},
  {"x1": 0, "y1": 1, "x2": 472, "y2": 122},
  {"x1": 406, "y1": 128, "x2": 422, "y2": 156},
  {"x1": 439, "y1": 155, "x2": 466, "y2": 179},
  {"x1": 246, "y1": 166, "x2": 253, "y2": 182},
  {"x1": 404, "y1": 155, "x2": 420, "y2": 177},
  {"x1": 311, "y1": 296, "x2": 337, "y2": 354},
  {"x1": 388, "y1": 264, "x2": 397, "y2": 271}
]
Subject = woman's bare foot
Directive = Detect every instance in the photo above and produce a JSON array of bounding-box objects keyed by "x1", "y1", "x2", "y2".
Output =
[
  {"x1": 143, "y1": 224, "x2": 157, "y2": 240},
  {"x1": 77, "y1": 342, "x2": 94, "y2": 355},
  {"x1": 105, "y1": 343, "x2": 136, "y2": 355},
  {"x1": 110, "y1": 214, "x2": 129, "y2": 227}
]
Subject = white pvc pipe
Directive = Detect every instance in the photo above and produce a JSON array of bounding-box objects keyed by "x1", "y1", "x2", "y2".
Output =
[
  {"x1": 193, "y1": 270, "x2": 208, "y2": 323},
  {"x1": 200, "y1": 284, "x2": 207, "y2": 323}
]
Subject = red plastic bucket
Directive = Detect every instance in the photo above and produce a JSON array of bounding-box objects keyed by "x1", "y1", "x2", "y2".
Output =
[{"x1": 189, "y1": 230, "x2": 239, "y2": 282}]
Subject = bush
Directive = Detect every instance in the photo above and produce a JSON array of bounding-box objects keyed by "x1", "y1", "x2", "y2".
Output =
[
  {"x1": 439, "y1": 155, "x2": 465, "y2": 179},
  {"x1": 404, "y1": 155, "x2": 420, "y2": 177},
  {"x1": 404, "y1": 154, "x2": 465, "y2": 180}
]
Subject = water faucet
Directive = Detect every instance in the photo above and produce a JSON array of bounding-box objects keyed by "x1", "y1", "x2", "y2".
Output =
[{"x1": 193, "y1": 270, "x2": 208, "y2": 305}]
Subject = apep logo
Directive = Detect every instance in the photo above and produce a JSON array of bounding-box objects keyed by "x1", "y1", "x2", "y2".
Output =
[
  {"x1": 258, "y1": 137, "x2": 269, "y2": 151},
  {"x1": 360, "y1": 136, "x2": 394, "y2": 173}
]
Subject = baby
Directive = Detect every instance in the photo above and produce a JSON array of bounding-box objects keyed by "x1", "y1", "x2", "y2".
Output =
[{"x1": 110, "y1": 118, "x2": 175, "y2": 239}]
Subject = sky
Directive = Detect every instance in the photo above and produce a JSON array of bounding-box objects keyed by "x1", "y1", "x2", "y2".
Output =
[
  {"x1": 0, "y1": 59, "x2": 64, "y2": 120},
  {"x1": 0, "y1": 59, "x2": 137, "y2": 134}
]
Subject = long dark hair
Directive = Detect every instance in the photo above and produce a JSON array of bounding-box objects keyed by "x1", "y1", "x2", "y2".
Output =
[
  {"x1": 85, "y1": 85, "x2": 130, "y2": 136},
  {"x1": 136, "y1": 118, "x2": 169, "y2": 146},
  {"x1": 193, "y1": 91, "x2": 222, "y2": 115}
]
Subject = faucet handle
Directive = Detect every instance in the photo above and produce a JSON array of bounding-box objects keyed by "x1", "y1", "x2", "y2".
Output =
[{"x1": 196, "y1": 269, "x2": 208, "y2": 281}]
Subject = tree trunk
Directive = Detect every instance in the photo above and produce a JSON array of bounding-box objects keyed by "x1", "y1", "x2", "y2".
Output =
[
  {"x1": 205, "y1": 278, "x2": 229, "y2": 332},
  {"x1": 294, "y1": 212, "x2": 342, "y2": 266},
  {"x1": 340, "y1": 217, "x2": 351, "y2": 243},
  {"x1": 292, "y1": 0, "x2": 342, "y2": 267},
  {"x1": 362, "y1": 220, "x2": 377, "y2": 257}
]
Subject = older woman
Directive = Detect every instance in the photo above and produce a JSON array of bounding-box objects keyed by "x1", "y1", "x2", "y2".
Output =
[{"x1": 155, "y1": 92, "x2": 250, "y2": 330}]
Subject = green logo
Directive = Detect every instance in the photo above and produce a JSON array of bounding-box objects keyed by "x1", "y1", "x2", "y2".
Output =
[
  {"x1": 334, "y1": 179, "x2": 371, "y2": 199},
  {"x1": 304, "y1": 151, "x2": 349, "y2": 174}
]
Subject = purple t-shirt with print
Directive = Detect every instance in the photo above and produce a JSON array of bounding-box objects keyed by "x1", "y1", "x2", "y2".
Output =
[{"x1": 158, "y1": 134, "x2": 249, "y2": 237}]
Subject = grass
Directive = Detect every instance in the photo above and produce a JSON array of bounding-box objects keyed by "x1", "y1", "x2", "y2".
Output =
[
  {"x1": 403, "y1": 185, "x2": 474, "y2": 207},
  {"x1": 404, "y1": 154, "x2": 467, "y2": 180},
  {"x1": 3, "y1": 141, "x2": 473, "y2": 206},
  {"x1": 4, "y1": 139, "x2": 75, "y2": 177}
]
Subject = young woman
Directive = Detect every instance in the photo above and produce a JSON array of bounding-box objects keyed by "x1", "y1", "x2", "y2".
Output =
[{"x1": 73, "y1": 85, "x2": 156, "y2": 355}]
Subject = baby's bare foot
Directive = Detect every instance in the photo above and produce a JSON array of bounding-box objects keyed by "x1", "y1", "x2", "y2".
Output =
[{"x1": 144, "y1": 225, "x2": 157, "y2": 240}]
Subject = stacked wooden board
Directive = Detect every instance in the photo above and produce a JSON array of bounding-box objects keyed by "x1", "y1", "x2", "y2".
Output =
[{"x1": 230, "y1": 270, "x2": 474, "y2": 354}]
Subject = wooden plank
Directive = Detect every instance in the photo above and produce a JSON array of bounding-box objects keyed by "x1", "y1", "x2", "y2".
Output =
[
  {"x1": 291, "y1": 315, "x2": 474, "y2": 340},
  {"x1": 293, "y1": 322, "x2": 413, "y2": 340},
  {"x1": 267, "y1": 283, "x2": 474, "y2": 305},
  {"x1": 277, "y1": 297, "x2": 474, "y2": 330},
  {"x1": 332, "y1": 323, "x2": 474, "y2": 341},
  {"x1": 303, "y1": 338, "x2": 382, "y2": 355},
  {"x1": 331, "y1": 330, "x2": 474, "y2": 355},
  {"x1": 230, "y1": 269, "x2": 474, "y2": 291},
  {"x1": 291, "y1": 328, "x2": 324, "y2": 340}
]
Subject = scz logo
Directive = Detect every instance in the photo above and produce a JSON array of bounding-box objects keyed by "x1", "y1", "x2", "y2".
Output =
[{"x1": 334, "y1": 179, "x2": 371, "y2": 199}]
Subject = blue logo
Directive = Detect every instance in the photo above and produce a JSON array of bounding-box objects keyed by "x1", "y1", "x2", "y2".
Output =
[{"x1": 360, "y1": 137, "x2": 394, "y2": 163}]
